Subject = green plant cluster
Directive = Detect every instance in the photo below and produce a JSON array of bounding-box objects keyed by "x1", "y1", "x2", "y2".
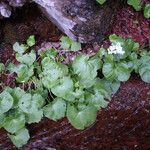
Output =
[
  {"x1": 0, "y1": 35, "x2": 150, "y2": 147},
  {"x1": 0, "y1": 63, "x2": 5, "y2": 73},
  {"x1": 101, "y1": 34, "x2": 150, "y2": 83},
  {"x1": 96, "y1": 0, "x2": 150, "y2": 18},
  {"x1": 60, "y1": 36, "x2": 81, "y2": 51}
]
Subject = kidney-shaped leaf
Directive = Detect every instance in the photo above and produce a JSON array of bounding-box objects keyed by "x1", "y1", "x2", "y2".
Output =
[
  {"x1": 8, "y1": 128, "x2": 30, "y2": 148},
  {"x1": 44, "y1": 98, "x2": 66, "y2": 121},
  {"x1": 0, "y1": 91, "x2": 14, "y2": 114},
  {"x1": 67, "y1": 104, "x2": 97, "y2": 130}
]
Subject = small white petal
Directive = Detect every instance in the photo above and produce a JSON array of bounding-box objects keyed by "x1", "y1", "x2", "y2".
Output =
[{"x1": 107, "y1": 42, "x2": 124, "y2": 55}]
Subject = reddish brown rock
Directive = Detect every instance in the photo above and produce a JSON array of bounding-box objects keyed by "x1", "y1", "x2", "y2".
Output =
[{"x1": 112, "y1": 6, "x2": 150, "y2": 48}]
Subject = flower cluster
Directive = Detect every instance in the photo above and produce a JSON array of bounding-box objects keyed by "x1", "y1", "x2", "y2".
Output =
[{"x1": 108, "y1": 43, "x2": 125, "y2": 55}]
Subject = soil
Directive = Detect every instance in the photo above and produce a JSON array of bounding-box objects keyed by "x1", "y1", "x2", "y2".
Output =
[{"x1": 0, "y1": 2, "x2": 150, "y2": 150}]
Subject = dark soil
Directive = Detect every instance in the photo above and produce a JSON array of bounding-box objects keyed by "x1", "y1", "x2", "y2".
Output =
[{"x1": 0, "y1": 2, "x2": 150, "y2": 150}]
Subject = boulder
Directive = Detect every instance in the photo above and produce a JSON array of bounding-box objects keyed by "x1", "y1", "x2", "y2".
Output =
[
  {"x1": 0, "y1": 0, "x2": 123, "y2": 43},
  {"x1": 34, "y1": 0, "x2": 123, "y2": 43}
]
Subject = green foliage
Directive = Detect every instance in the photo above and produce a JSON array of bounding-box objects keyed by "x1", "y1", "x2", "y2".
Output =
[
  {"x1": 3, "y1": 112, "x2": 25, "y2": 134},
  {"x1": 67, "y1": 104, "x2": 97, "y2": 130},
  {"x1": 41, "y1": 57, "x2": 69, "y2": 89},
  {"x1": 72, "y1": 55, "x2": 101, "y2": 81},
  {"x1": 51, "y1": 76, "x2": 74, "y2": 100},
  {"x1": 0, "y1": 88, "x2": 44, "y2": 147},
  {"x1": 96, "y1": 0, "x2": 106, "y2": 5},
  {"x1": 43, "y1": 98, "x2": 66, "y2": 121},
  {"x1": 60, "y1": 36, "x2": 81, "y2": 51},
  {"x1": 13, "y1": 35, "x2": 35, "y2": 54},
  {"x1": 0, "y1": 34, "x2": 150, "y2": 148},
  {"x1": 93, "y1": 78, "x2": 120, "y2": 100},
  {"x1": 144, "y1": 3, "x2": 150, "y2": 18},
  {"x1": 27, "y1": 35, "x2": 36, "y2": 47},
  {"x1": 86, "y1": 90, "x2": 108, "y2": 110},
  {"x1": 101, "y1": 34, "x2": 141, "y2": 82},
  {"x1": 8, "y1": 128, "x2": 30, "y2": 148},
  {"x1": 9, "y1": 36, "x2": 36, "y2": 83},
  {"x1": 16, "y1": 50, "x2": 36, "y2": 66},
  {"x1": 13, "y1": 43, "x2": 28, "y2": 54},
  {"x1": 0, "y1": 91, "x2": 14, "y2": 114},
  {"x1": 14, "y1": 64, "x2": 34, "y2": 83},
  {"x1": 0, "y1": 63, "x2": 5, "y2": 73},
  {"x1": 96, "y1": 0, "x2": 149, "y2": 18},
  {"x1": 127, "y1": 0, "x2": 141, "y2": 11},
  {"x1": 40, "y1": 48, "x2": 58, "y2": 60},
  {"x1": 138, "y1": 52, "x2": 150, "y2": 83},
  {"x1": 19, "y1": 93, "x2": 45, "y2": 124},
  {"x1": 102, "y1": 61, "x2": 132, "y2": 82}
]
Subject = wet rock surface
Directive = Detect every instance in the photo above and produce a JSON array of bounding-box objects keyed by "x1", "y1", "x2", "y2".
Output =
[
  {"x1": 112, "y1": 7, "x2": 150, "y2": 48},
  {"x1": 0, "y1": 2, "x2": 150, "y2": 150}
]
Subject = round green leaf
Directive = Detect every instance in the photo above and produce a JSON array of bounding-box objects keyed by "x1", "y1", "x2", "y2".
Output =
[
  {"x1": 13, "y1": 42, "x2": 28, "y2": 54},
  {"x1": 127, "y1": 0, "x2": 141, "y2": 11},
  {"x1": 16, "y1": 64, "x2": 34, "y2": 83},
  {"x1": 25, "y1": 109, "x2": 43, "y2": 124},
  {"x1": 3, "y1": 113, "x2": 25, "y2": 134},
  {"x1": 51, "y1": 76, "x2": 74, "y2": 100},
  {"x1": 27, "y1": 35, "x2": 35, "y2": 47},
  {"x1": 44, "y1": 98, "x2": 66, "y2": 121},
  {"x1": 16, "y1": 50, "x2": 36, "y2": 66},
  {"x1": 96, "y1": 0, "x2": 107, "y2": 5},
  {"x1": 8, "y1": 128, "x2": 30, "y2": 148},
  {"x1": 115, "y1": 62, "x2": 131, "y2": 81},
  {"x1": 144, "y1": 3, "x2": 150, "y2": 18},
  {"x1": 139, "y1": 65, "x2": 150, "y2": 83},
  {"x1": 0, "y1": 91, "x2": 14, "y2": 114},
  {"x1": 18, "y1": 93, "x2": 32, "y2": 113},
  {"x1": 32, "y1": 94, "x2": 45, "y2": 109},
  {"x1": 67, "y1": 104, "x2": 97, "y2": 130},
  {"x1": 86, "y1": 92, "x2": 108, "y2": 110},
  {"x1": 72, "y1": 55, "x2": 101, "y2": 80},
  {"x1": 0, "y1": 63, "x2": 5, "y2": 73},
  {"x1": 11, "y1": 87, "x2": 26, "y2": 107},
  {"x1": 60, "y1": 36, "x2": 72, "y2": 50},
  {"x1": 102, "y1": 63, "x2": 116, "y2": 81}
]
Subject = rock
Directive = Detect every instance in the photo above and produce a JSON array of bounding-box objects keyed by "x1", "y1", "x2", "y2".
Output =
[
  {"x1": 0, "y1": 2, "x2": 11, "y2": 18},
  {"x1": 0, "y1": 0, "x2": 124, "y2": 43},
  {"x1": 0, "y1": 0, "x2": 28, "y2": 18},
  {"x1": 8, "y1": 0, "x2": 27, "y2": 7},
  {"x1": 34, "y1": 0, "x2": 123, "y2": 43}
]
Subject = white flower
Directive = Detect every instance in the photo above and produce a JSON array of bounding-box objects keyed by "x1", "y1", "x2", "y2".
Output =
[{"x1": 108, "y1": 43, "x2": 125, "y2": 55}]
